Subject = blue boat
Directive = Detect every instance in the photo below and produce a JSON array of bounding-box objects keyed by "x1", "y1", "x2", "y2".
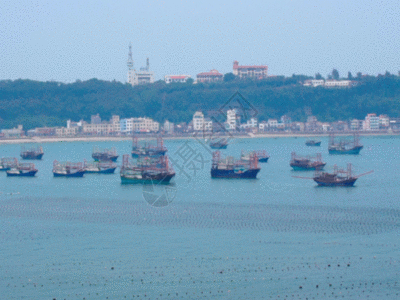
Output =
[
  {"x1": 6, "y1": 162, "x2": 38, "y2": 177},
  {"x1": 132, "y1": 137, "x2": 167, "y2": 158},
  {"x1": 84, "y1": 160, "x2": 117, "y2": 174},
  {"x1": 53, "y1": 160, "x2": 85, "y2": 177},
  {"x1": 0, "y1": 157, "x2": 18, "y2": 171},
  {"x1": 211, "y1": 151, "x2": 260, "y2": 179}
]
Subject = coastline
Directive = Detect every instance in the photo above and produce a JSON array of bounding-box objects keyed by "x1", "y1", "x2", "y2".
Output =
[{"x1": 0, "y1": 131, "x2": 399, "y2": 144}]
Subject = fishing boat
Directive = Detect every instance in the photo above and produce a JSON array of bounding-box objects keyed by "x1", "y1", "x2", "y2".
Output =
[
  {"x1": 6, "y1": 162, "x2": 38, "y2": 177},
  {"x1": 84, "y1": 160, "x2": 117, "y2": 174},
  {"x1": 132, "y1": 137, "x2": 167, "y2": 158},
  {"x1": 92, "y1": 147, "x2": 119, "y2": 162},
  {"x1": 53, "y1": 161, "x2": 85, "y2": 177},
  {"x1": 305, "y1": 140, "x2": 321, "y2": 146},
  {"x1": 209, "y1": 138, "x2": 228, "y2": 149},
  {"x1": 293, "y1": 163, "x2": 373, "y2": 187},
  {"x1": 20, "y1": 146, "x2": 44, "y2": 159},
  {"x1": 328, "y1": 133, "x2": 363, "y2": 155},
  {"x1": 313, "y1": 164, "x2": 373, "y2": 186},
  {"x1": 211, "y1": 151, "x2": 260, "y2": 179},
  {"x1": 120, "y1": 154, "x2": 175, "y2": 184},
  {"x1": 241, "y1": 150, "x2": 270, "y2": 163},
  {"x1": 290, "y1": 152, "x2": 326, "y2": 170},
  {"x1": 0, "y1": 157, "x2": 18, "y2": 171}
]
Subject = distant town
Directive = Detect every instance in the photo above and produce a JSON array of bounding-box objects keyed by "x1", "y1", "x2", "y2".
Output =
[{"x1": 1, "y1": 110, "x2": 398, "y2": 140}]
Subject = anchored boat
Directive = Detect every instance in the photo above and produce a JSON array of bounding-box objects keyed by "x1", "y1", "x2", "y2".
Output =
[
  {"x1": 0, "y1": 157, "x2": 18, "y2": 171},
  {"x1": 20, "y1": 146, "x2": 44, "y2": 160},
  {"x1": 120, "y1": 154, "x2": 175, "y2": 184},
  {"x1": 328, "y1": 133, "x2": 363, "y2": 155},
  {"x1": 84, "y1": 160, "x2": 117, "y2": 174},
  {"x1": 211, "y1": 151, "x2": 260, "y2": 179},
  {"x1": 53, "y1": 161, "x2": 85, "y2": 177},
  {"x1": 294, "y1": 163, "x2": 373, "y2": 187},
  {"x1": 290, "y1": 152, "x2": 326, "y2": 170},
  {"x1": 132, "y1": 137, "x2": 167, "y2": 158},
  {"x1": 241, "y1": 150, "x2": 270, "y2": 163},
  {"x1": 6, "y1": 162, "x2": 38, "y2": 177},
  {"x1": 209, "y1": 138, "x2": 228, "y2": 149},
  {"x1": 92, "y1": 147, "x2": 119, "y2": 162},
  {"x1": 305, "y1": 140, "x2": 321, "y2": 146}
]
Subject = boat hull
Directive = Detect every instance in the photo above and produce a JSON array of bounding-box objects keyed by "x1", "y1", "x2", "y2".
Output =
[
  {"x1": 92, "y1": 154, "x2": 119, "y2": 162},
  {"x1": 121, "y1": 173, "x2": 175, "y2": 184},
  {"x1": 53, "y1": 171, "x2": 85, "y2": 177},
  {"x1": 6, "y1": 170, "x2": 38, "y2": 177},
  {"x1": 211, "y1": 168, "x2": 260, "y2": 179},
  {"x1": 313, "y1": 178, "x2": 357, "y2": 186},
  {"x1": 258, "y1": 157, "x2": 269, "y2": 163},
  {"x1": 131, "y1": 150, "x2": 167, "y2": 158},
  {"x1": 85, "y1": 167, "x2": 117, "y2": 174},
  {"x1": 290, "y1": 163, "x2": 326, "y2": 171},
  {"x1": 328, "y1": 145, "x2": 363, "y2": 155},
  {"x1": 305, "y1": 141, "x2": 321, "y2": 146},
  {"x1": 21, "y1": 153, "x2": 44, "y2": 160}
]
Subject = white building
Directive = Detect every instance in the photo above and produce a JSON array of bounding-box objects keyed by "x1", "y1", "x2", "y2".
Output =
[
  {"x1": 267, "y1": 119, "x2": 278, "y2": 128},
  {"x1": 226, "y1": 109, "x2": 238, "y2": 130},
  {"x1": 82, "y1": 115, "x2": 120, "y2": 135},
  {"x1": 165, "y1": 75, "x2": 191, "y2": 84},
  {"x1": 204, "y1": 118, "x2": 213, "y2": 131},
  {"x1": 324, "y1": 80, "x2": 353, "y2": 87},
  {"x1": 120, "y1": 117, "x2": 159, "y2": 133},
  {"x1": 163, "y1": 120, "x2": 174, "y2": 134},
  {"x1": 303, "y1": 79, "x2": 325, "y2": 87},
  {"x1": 350, "y1": 119, "x2": 363, "y2": 131},
  {"x1": 364, "y1": 113, "x2": 380, "y2": 131},
  {"x1": 192, "y1": 111, "x2": 205, "y2": 131},
  {"x1": 379, "y1": 115, "x2": 390, "y2": 128},
  {"x1": 127, "y1": 45, "x2": 154, "y2": 86}
]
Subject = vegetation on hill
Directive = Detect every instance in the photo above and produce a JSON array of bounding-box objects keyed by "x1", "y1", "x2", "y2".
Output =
[{"x1": 1, "y1": 74, "x2": 400, "y2": 130}]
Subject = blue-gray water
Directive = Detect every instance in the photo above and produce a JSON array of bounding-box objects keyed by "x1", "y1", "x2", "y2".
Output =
[{"x1": 1, "y1": 136, "x2": 399, "y2": 299}]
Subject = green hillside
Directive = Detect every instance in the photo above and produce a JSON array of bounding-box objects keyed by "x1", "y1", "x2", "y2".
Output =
[{"x1": 1, "y1": 75, "x2": 400, "y2": 130}]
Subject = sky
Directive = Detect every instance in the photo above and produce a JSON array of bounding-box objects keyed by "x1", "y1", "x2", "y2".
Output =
[{"x1": 1, "y1": 0, "x2": 399, "y2": 83}]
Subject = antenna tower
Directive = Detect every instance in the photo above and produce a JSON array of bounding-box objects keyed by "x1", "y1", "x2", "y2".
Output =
[{"x1": 127, "y1": 43, "x2": 134, "y2": 71}]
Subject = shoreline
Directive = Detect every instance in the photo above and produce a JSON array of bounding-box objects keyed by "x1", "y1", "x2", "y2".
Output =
[{"x1": 0, "y1": 131, "x2": 399, "y2": 144}]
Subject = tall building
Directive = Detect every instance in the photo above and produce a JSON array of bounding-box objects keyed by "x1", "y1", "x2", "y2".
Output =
[
  {"x1": 192, "y1": 111, "x2": 205, "y2": 131},
  {"x1": 232, "y1": 61, "x2": 268, "y2": 79},
  {"x1": 127, "y1": 44, "x2": 155, "y2": 86}
]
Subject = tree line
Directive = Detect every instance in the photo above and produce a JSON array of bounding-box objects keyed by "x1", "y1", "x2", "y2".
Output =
[{"x1": 0, "y1": 73, "x2": 400, "y2": 130}]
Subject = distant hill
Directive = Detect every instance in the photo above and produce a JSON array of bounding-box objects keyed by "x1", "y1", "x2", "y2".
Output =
[{"x1": 1, "y1": 75, "x2": 400, "y2": 130}]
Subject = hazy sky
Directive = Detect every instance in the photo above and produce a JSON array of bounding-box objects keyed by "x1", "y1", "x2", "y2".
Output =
[{"x1": 1, "y1": 0, "x2": 399, "y2": 83}]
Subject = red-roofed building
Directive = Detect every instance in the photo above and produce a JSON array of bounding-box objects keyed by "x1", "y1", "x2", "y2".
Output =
[
  {"x1": 196, "y1": 69, "x2": 223, "y2": 83},
  {"x1": 233, "y1": 61, "x2": 268, "y2": 79},
  {"x1": 164, "y1": 75, "x2": 192, "y2": 84}
]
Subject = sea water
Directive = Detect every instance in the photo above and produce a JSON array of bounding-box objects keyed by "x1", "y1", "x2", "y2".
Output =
[{"x1": 0, "y1": 136, "x2": 399, "y2": 299}]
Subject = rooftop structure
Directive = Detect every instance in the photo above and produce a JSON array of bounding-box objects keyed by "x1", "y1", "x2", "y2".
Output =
[{"x1": 127, "y1": 44, "x2": 154, "y2": 86}]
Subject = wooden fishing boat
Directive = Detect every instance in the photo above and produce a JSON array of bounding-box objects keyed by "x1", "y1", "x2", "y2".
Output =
[
  {"x1": 84, "y1": 160, "x2": 117, "y2": 174},
  {"x1": 328, "y1": 133, "x2": 363, "y2": 155},
  {"x1": 241, "y1": 150, "x2": 270, "y2": 163},
  {"x1": 290, "y1": 152, "x2": 326, "y2": 170},
  {"x1": 132, "y1": 137, "x2": 167, "y2": 158},
  {"x1": 305, "y1": 140, "x2": 321, "y2": 146},
  {"x1": 0, "y1": 157, "x2": 18, "y2": 171},
  {"x1": 6, "y1": 162, "x2": 38, "y2": 177},
  {"x1": 211, "y1": 151, "x2": 260, "y2": 179},
  {"x1": 20, "y1": 146, "x2": 44, "y2": 160},
  {"x1": 92, "y1": 147, "x2": 119, "y2": 162},
  {"x1": 53, "y1": 161, "x2": 85, "y2": 177}
]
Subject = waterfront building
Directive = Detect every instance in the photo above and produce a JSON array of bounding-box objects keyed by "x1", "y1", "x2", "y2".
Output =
[
  {"x1": 165, "y1": 75, "x2": 191, "y2": 84},
  {"x1": 163, "y1": 120, "x2": 174, "y2": 134},
  {"x1": 27, "y1": 127, "x2": 56, "y2": 137},
  {"x1": 83, "y1": 115, "x2": 121, "y2": 135},
  {"x1": 364, "y1": 113, "x2": 380, "y2": 131},
  {"x1": 120, "y1": 117, "x2": 159, "y2": 133},
  {"x1": 1, "y1": 125, "x2": 24, "y2": 138},
  {"x1": 232, "y1": 61, "x2": 268, "y2": 79},
  {"x1": 193, "y1": 111, "x2": 205, "y2": 131},
  {"x1": 267, "y1": 119, "x2": 278, "y2": 129},
  {"x1": 379, "y1": 115, "x2": 390, "y2": 128},
  {"x1": 55, "y1": 127, "x2": 78, "y2": 136},
  {"x1": 226, "y1": 109, "x2": 239, "y2": 130},
  {"x1": 350, "y1": 119, "x2": 363, "y2": 131},
  {"x1": 196, "y1": 70, "x2": 223, "y2": 83}
]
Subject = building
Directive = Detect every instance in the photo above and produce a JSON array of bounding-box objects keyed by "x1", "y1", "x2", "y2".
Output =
[
  {"x1": 232, "y1": 61, "x2": 268, "y2": 79},
  {"x1": 196, "y1": 70, "x2": 223, "y2": 83},
  {"x1": 127, "y1": 44, "x2": 154, "y2": 86},
  {"x1": 82, "y1": 115, "x2": 121, "y2": 135},
  {"x1": 379, "y1": 115, "x2": 390, "y2": 128},
  {"x1": 267, "y1": 119, "x2": 278, "y2": 129},
  {"x1": 55, "y1": 127, "x2": 78, "y2": 136},
  {"x1": 27, "y1": 127, "x2": 56, "y2": 137},
  {"x1": 324, "y1": 80, "x2": 354, "y2": 87},
  {"x1": 164, "y1": 75, "x2": 191, "y2": 84},
  {"x1": 91, "y1": 114, "x2": 101, "y2": 124},
  {"x1": 364, "y1": 113, "x2": 380, "y2": 131},
  {"x1": 192, "y1": 111, "x2": 205, "y2": 131},
  {"x1": 163, "y1": 120, "x2": 174, "y2": 134},
  {"x1": 226, "y1": 109, "x2": 239, "y2": 130},
  {"x1": 120, "y1": 117, "x2": 159, "y2": 134},
  {"x1": 350, "y1": 119, "x2": 363, "y2": 131},
  {"x1": 303, "y1": 79, "x2": 325, "y2": 87},
  {"x1": 1, "y1": 125, "x2": 24, "y2": 138}
]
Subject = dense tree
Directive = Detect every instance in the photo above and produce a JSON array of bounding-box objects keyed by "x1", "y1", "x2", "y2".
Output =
[
  {"x1": 348, "y1": 72, "x2": 353, "y2": 80},
  {"x1": 1, "y1": 75, "x2": 400, "y2": 130},
  {"x1": 332, "y1": 69, "x2": 339, "y2": 80},
  {"x1": 223, "y1": 73, "x2": 236, "y2": 82},
  {"x1": 315, "y1": 73, "x2": 323, "y2": 80}
]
